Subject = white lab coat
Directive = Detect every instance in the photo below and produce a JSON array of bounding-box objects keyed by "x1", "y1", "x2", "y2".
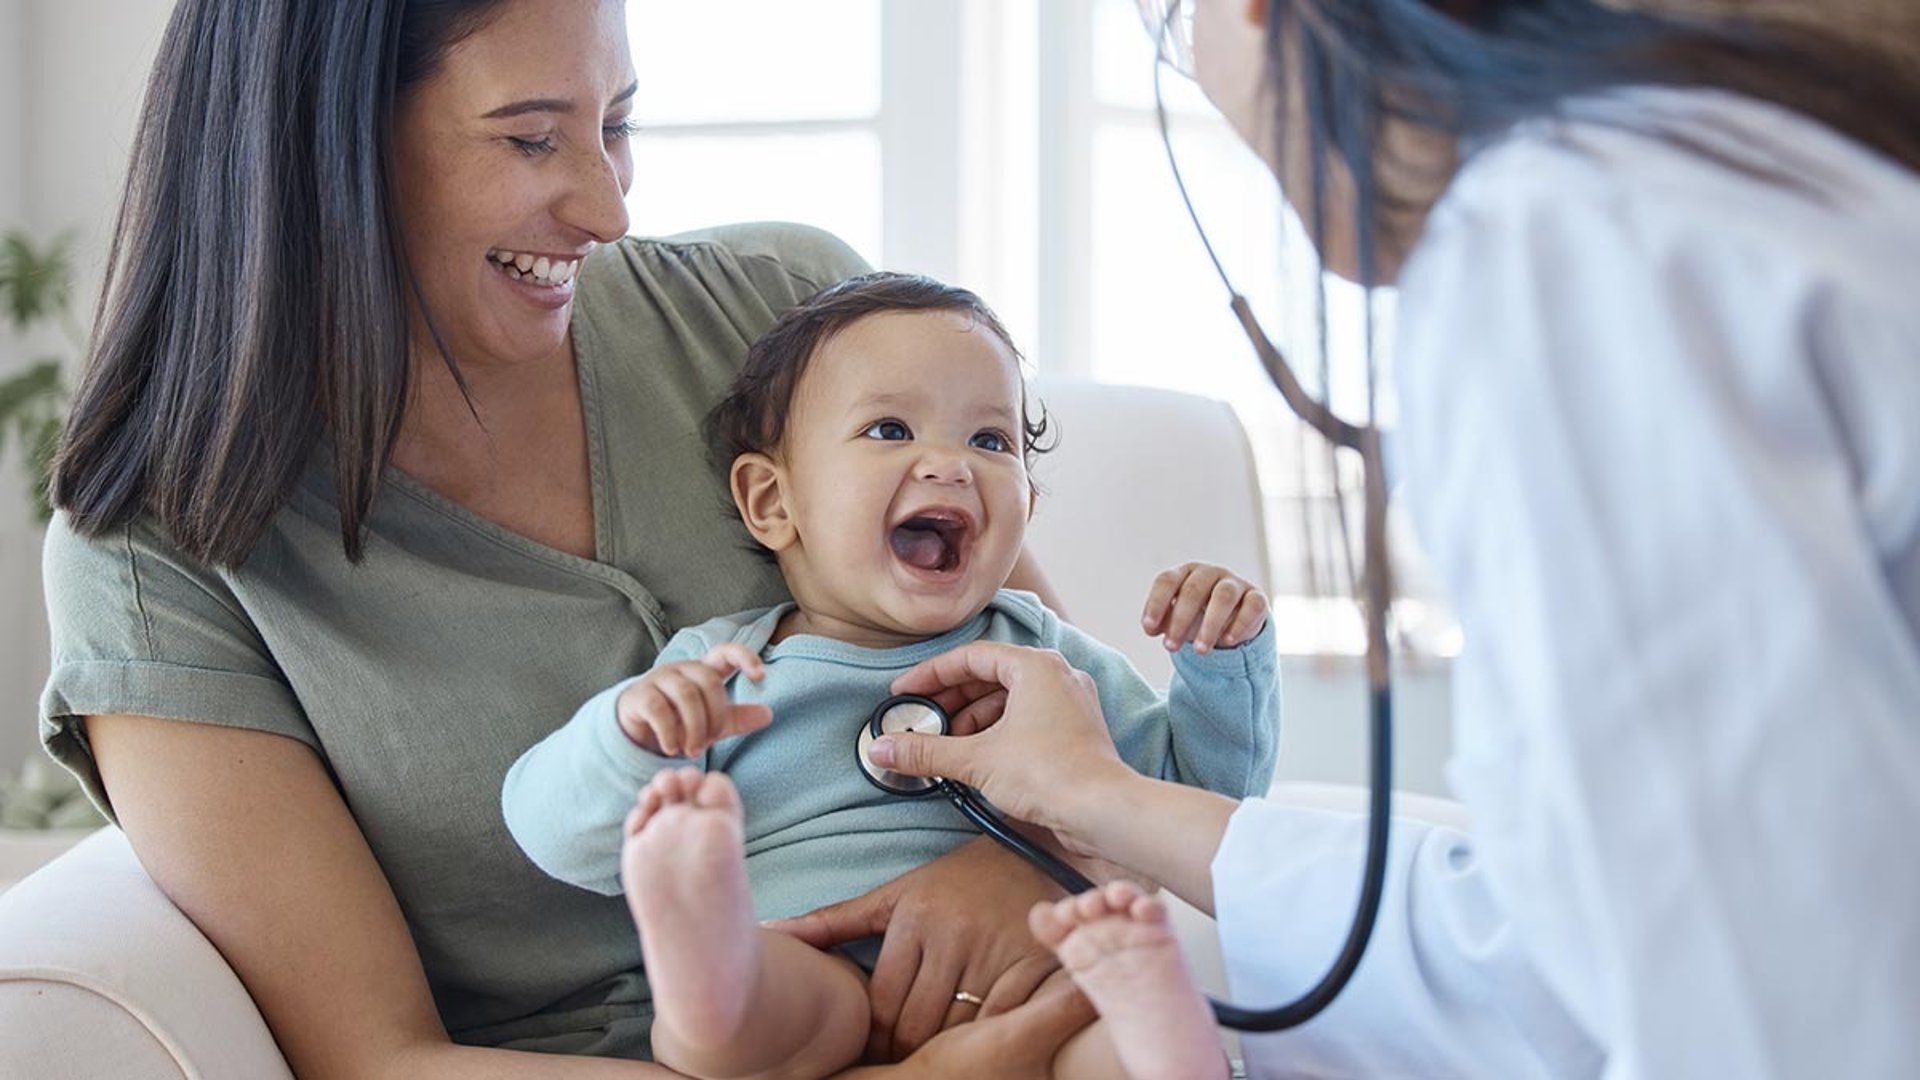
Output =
[{"x1": 1214, "y1": 88, "x2": 1920, "y2": 1079}]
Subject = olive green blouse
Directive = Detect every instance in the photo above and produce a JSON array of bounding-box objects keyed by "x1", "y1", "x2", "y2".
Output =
[{"x1": 38, "y1": 223, "x2": 867, "y2": 1056}]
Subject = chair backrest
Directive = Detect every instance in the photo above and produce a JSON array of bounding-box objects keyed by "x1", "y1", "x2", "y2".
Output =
[{"x1": 1023, "y1": 377, "x2": 1271, "y2": 688}]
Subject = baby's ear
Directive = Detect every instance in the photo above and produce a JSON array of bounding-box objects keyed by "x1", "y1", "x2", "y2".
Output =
[{"x1": 730, "y1": 452, "x2": 796, "y2": 552}]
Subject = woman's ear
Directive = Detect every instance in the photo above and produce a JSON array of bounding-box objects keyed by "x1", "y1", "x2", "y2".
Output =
[{"x1": 730, "y1": 452, "x2": 797, "y2": 552}]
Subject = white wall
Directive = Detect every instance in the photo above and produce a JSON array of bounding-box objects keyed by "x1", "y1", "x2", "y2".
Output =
[{"x1": 0, "y1": 1, "x2": 175, "y2": 775}]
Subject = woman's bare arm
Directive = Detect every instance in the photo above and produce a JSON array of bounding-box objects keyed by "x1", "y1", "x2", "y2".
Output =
[
  {"x1": 1006, "y1": 546, "x2": 1068, "y2": 617},
  {"x1": 88, "y1": 714, "x2": 675, "y2": 1080}
]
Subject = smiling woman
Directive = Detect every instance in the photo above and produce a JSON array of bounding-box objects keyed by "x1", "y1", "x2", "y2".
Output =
[{"x1": 30, "y1": 1, "x2": 1091, "y2": 1077}]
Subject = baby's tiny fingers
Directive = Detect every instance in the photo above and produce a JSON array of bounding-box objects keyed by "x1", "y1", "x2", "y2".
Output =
[
  {"x1": 1163, "y1": 569, "x2": 1222, "y2": 650},
  {"x1": 701, "y1": 642, "x2": 767, "y2": 682},
  {"x1": 1193, "y1": 578, "x2": 1248, "y2": 651},
  {"x1": 1224, "y1": 590, "x2": 1270, "y2": 646},
  {"x1": 1141, "y1": 564, "x2": 1194, "y2": 635}
]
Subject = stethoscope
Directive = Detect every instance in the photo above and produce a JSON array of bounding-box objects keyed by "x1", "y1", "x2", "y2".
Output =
[
  {"x1": 857, "y1": 694, "x2": 1100, "y2": 897},
  {"x1": 852, "y1": 0, "x2": 1401, "y2": 1036}
]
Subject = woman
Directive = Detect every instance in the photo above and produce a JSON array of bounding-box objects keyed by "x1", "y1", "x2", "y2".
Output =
[
  {"x1": 40, "y1": 1, "x2": 1089, "y2": 1076},
  {"x1": 855, "y1": 0, "x2": 1920, "y2": 1077}
]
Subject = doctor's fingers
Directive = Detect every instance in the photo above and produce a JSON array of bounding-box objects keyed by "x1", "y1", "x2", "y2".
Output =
[
  {"x1": 892, "y1": 641, "x2": 1085, "y2": 699},
  {"x1": 949, "y1": 689, "x2": 1009, "y2": 737},
  {"x1": 923, "y1": 679, "x2": 1005, "y2": 723}
]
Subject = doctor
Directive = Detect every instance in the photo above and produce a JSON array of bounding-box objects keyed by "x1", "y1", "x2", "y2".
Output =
[{"x1": 855, "y1": 0, "x2": 1920, "y2": 1076}]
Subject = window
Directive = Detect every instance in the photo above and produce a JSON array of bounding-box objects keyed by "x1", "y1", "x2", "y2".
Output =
[{"x1": 622, "y1": 0, "x2": 1457, "y2": 658}]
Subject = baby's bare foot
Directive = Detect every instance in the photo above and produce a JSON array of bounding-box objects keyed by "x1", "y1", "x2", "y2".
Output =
[
  {"x1": 1031, "y1": 881, "x2": 1228, "y2": 1080},
  {"x1": 622, "y1": 768, "x2": 757, "y2": 1055}
]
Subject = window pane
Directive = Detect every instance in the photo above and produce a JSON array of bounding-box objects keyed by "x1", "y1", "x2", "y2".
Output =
[
  {"x1": 625, "y1": 132, "x2": 882, "y2": 266},
  {"x1": 1092, "y1": 0, "x2": 1214, "y2": 114},
  {"x1": 628, "y1": 1, "x2": 881, "y2": 124},
  {"x1": 1089, "y1": 122, "x2": 1293, "y2": 402}
]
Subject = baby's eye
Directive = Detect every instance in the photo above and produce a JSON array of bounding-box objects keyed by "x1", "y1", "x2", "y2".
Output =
[
  {"x1": 863, "y1": 419, "x2": 912, "y2": 441},
  {"x1": 969, "y1": 430, "x2": 1012, "y2": 453}
]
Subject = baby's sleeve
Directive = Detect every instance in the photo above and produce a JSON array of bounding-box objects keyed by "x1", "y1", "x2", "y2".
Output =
[
  {"x1": 500, "y1": 626, "x2": 710, "y2": 895},
  {"x1": 1051, "y1": 616, "x2": 1279, "y2": 799}
]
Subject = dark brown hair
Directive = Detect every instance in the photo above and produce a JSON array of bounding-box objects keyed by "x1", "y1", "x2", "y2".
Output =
[
  {"x1": 1271, "y1": 1, "x2": 1920, "y2": 289},
  {"x1": 706, "y1": 272, "x2": 1052, "y2": 471},
  {"x1": 51, "y1": 0, "x2": 509, "y2": 567}
]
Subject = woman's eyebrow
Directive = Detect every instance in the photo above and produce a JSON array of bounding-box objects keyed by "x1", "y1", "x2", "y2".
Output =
[{"x1": 484, "y1": 80, "x2": 638, "y2": 120}]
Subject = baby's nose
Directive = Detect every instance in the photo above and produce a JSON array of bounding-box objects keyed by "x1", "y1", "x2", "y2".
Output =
[{"x1": 916, "y1": 451, "x2": 973, "y2": 484}]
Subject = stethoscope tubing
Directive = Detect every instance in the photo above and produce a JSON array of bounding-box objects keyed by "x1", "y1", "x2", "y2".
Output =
[{"x1": 861, "y1": 686, "x2": 1393, "y2": 1032}]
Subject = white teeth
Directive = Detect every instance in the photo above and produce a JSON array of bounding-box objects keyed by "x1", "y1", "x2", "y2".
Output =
[{"x1": 490, "y1": 249, "x2": 580, "y2": 286}]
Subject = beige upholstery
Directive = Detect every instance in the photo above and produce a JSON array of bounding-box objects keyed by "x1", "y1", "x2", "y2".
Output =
[{"x1": 0, "y1": 828, "x2": 293, "y2": 1080}]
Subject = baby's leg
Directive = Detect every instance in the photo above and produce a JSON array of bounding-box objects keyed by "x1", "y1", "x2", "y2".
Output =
[
  {"x1": 623, "y1": 768, "x2": 868, "y2": 1080},
  {"x1": 1033, "y1": 881, "x2": 1229, "y2": 1080}
]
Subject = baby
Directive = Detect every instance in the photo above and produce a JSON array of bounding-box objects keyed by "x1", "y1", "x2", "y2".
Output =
[{"x1": 503, "y1": 273, "x2": 1275, "y2": 1080}]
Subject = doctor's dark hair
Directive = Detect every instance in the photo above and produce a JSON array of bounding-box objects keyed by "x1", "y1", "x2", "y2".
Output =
[
  {"x1": 1264, "y1": 0, "x2": 1920, "y2": 291},
  {"x1": 51, "y1": 0, "x2": 511, "y2": 567},
  {"x1": 705, "y1": 272, "x2": 1053, "y2": 471}
]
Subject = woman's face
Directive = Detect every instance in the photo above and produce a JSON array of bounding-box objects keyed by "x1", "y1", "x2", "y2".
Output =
[{"x1": 389, "y1": 0, "x2": 636, "y2": 372}]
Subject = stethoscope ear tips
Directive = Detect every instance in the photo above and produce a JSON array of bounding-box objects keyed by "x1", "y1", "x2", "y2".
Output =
[{"x1": 856, "y1": 694, "x2": 950, "y2": 796}]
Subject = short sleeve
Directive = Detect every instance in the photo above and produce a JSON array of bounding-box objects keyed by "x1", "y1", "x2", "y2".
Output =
[
  {"x1": 39, "y1": 514, "x2": 314, "y2": 820},
  {"x1": 662, "y1": 221, "x2": 871, "y2": 300}
]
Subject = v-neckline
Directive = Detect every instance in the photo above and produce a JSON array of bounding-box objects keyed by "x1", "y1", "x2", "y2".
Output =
[{"x1": 384, "y1": 305, "x2": 612, "y2": 566}]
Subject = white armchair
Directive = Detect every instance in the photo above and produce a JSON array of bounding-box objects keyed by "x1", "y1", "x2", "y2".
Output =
[
  {"x1": 0, "y1": 378, "x2": 1464, "y2": 1078},
  {"x1": 0, "y1": 827, "x2": 292, "y2": 1079}
]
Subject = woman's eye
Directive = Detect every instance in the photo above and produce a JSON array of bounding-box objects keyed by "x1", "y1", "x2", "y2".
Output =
[
  {"x1": 862, "y1": 420, "x2": 912, "y2": 441},
  {"x1": 604, "y1": 118, "x2": 641, "y2": 142},
  {"x1": 508, "y1": 136, "x2": 556, "y2": 157},
  {"x1": 969, "y1": 430, "x2": 1012, "y2": 453}
]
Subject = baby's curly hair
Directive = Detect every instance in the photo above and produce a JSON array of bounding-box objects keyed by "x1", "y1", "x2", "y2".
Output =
[{"x1": 705, "y1": 272, "x2": 1052, "y2": 472}]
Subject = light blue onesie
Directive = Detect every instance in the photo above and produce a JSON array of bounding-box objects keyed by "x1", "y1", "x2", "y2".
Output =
[{"x1": 502, "y1": 589, "x2": 1278, "y2": 925}]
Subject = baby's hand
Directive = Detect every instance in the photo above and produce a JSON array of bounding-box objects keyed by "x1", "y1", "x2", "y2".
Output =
[
  {"x1": 614, "y1": 643, "x2": 772, "y2": 757},
  {"x1": 1141, "y1": 562, "x2": 1269, "y2": 655}
]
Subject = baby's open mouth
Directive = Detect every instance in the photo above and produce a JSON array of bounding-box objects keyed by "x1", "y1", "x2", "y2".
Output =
[{"x1": 888, "y1": 510, "x2": 972, "y2": 575}]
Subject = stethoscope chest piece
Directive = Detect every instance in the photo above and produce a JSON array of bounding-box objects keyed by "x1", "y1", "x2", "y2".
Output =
[{"x1": 857, "y1": 694, "x2": 949, "y2": 796}]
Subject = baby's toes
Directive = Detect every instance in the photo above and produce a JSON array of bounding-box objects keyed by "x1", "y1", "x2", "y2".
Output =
[
  {"x1": 1126, "y1": 891, "x2": 1170, "y2": 928},
  {"x1": 691, "y1": 771, "x2": 741, "y2": 813}
]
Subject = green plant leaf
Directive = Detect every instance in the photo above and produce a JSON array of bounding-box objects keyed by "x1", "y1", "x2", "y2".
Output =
[
  {"x1": 0, "y1": 232, "x2": 74, "y2": 331},
  {"x1": 0, "y1": 359, "x2": 65, "y2": 519}
]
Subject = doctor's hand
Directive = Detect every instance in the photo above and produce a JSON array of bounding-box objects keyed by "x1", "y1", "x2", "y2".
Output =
[
  {"x1": 614, "y1": 643, "x2": 771, "y2": 757},
  {"x1": 871, "y1": 642, "x2": 1137, "y2": 848},
  {"x1": 1142, "y1": 561, "x2": 1269, "y2": 654},
  {"x1": 766, "y1": 837, "x2": 1069, "y2": 1062}
]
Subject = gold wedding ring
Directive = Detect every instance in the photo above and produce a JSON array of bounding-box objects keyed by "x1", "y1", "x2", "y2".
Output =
[{"x1": 952, "y1": 990, "x2": 986, "y2": 1007}]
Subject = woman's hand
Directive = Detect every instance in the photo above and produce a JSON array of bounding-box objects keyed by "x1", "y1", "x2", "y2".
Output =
[
  {"x1": 869, "y1": 643, "x2": 1137, "y2": 843},
  {"x1": 765, "y1": 837, "x2": 1070, "y2": 1062},
  {"x1": 859, "y1": 977, "x2": 1097, "y2": 1079}
]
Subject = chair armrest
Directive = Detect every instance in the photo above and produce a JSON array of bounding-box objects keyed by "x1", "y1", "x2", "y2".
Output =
[{"x1": 0, "y1": 828, "x2": 294, "y2": 1080}]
